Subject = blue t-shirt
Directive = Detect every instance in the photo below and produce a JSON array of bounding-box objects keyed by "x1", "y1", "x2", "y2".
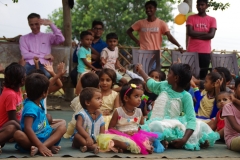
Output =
[
  {"x1": 77, "y1": 46, "x2": 91, "y2": 74},
  {"x1": 21, "y1": 99, "x2": 52, "y2": 140},
  {"x1": 92, "y1": 38, "x2": 107, "y2": 68}
]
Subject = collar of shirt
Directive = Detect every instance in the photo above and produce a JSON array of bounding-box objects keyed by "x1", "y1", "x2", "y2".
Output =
[{"x1": 91, "y1": 38, "x2": 107, "y2": 54}]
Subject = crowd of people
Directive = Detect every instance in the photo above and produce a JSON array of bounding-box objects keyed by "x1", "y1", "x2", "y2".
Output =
[{"x1": 1, "y1": 0, "x2": 240, "y2": 157}]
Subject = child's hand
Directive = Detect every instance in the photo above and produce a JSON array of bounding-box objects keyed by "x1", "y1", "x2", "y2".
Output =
[
  {"x1": 19, "y1": 58, "x2": 26, "y2": 66},
  {"x1": 86, "y1": 137, "x2": 94, "y2": 146},
  {"x1": 173, "y1": 58, "x2": 181, "y2": 64},
  {"x1": 44, "y1": 63, "x2": 54, "y2": 74},
  {"x1": 231, "y1": 73, "x2": 236, "y2": 79},
  {"x1": 190, "y1": 78, "x2": 197, "y2": 88},
  {"x1": 170, "y1": 138, "x2": 186, "y2": 149},
  {"x1": 33, "y1": 57, "x2": 39, "y2": 64},
  {"x1": 135, "y1": 64, "x2": 142, "y2": 73},
  {"x1": 118, "y1": 67, "x2": 126, "y2": 73},
  {"x1": 38, "y1": 145, "x2": 53, "y2": 157},
  {"x1": 57, "y1": 62, "x2": 67, "y2": 76},
  {"x1": 94, "y1": 68, "x2": 102, "y2": 72},
  {"x1": 215, "y1": 78, "x2": 223, "y2": 88}
]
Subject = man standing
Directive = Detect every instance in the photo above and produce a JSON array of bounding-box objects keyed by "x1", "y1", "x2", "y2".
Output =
[
  {"x1": 91, "y1": 20, "x2": 108, "y2": 69},
  {"x1": 187, "y1": 0, "x2": 217, "y2": 79},
  {"x1": 127, "y1": 0, "x2": 183, "y2": 52},
  {"x1": 19, "y1": 13, "x2": 65, "y2": 78}
]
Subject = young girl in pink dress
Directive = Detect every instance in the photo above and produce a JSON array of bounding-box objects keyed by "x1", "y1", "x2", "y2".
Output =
[{"x1": 97, "y1": 84, "x2": 164, "y2": 154}]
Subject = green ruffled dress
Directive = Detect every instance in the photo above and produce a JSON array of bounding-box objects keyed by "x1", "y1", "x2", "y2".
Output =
[{"x1": 141, "y1": 79, "x2": 220, "y2": 150}]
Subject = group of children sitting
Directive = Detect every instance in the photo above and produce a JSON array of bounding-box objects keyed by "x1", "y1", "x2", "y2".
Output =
[{"x1": 1, "y1": 31, "x2": 240, "y2": 156}]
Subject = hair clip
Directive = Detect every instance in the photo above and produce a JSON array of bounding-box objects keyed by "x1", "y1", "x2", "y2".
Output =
[{"x1": 124, "y1": 84, "x2": 139, "y2": 96}]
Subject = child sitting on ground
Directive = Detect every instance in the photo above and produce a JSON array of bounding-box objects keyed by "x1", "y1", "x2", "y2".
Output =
[
  {"x1": 208, "y1": 92, "x2": 231, "y2": 139},
  {"x1": 222, "y1": 77, "x2": 240, "y2": 152},
  {"x1": 101, "y1": 33, "x2": 127, "y2": 90},
  {"x1": 72, "y1": 87, "x2": 105, "y2": 154},
  {"x1": 0, "y1": 63, "x2": 25, "y2": 153},
  {"x1": 120, "y1": 68, "x2": 163, "y2": 119},
  {"x1": 28, "y1": 60, "x2": 67, "y2": 128},
  {"x1": 14, "y1": 73, "x2": 66, "y2": 157},
  {"x1": 99, "y1": 68, "x2": 120, "y2": 129},
  {"x1": 192, "y1": 72, "x2": 225, "y2": 120},
  {"x1": 98, "y1": 84, "x2": 164, "y2": 154},
  {"x1": 64, "y1": 72, "x2": 100, "y2": 138}
]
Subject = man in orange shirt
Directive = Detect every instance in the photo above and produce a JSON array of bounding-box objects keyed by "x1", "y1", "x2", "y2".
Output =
[{"x1": 127, "y1": 0, "x2": 183, "y2": 52}]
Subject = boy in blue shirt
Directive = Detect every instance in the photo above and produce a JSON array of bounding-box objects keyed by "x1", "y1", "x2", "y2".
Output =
[{"x1": 14, "y1": 73, "x2": 66, "y2": 157}]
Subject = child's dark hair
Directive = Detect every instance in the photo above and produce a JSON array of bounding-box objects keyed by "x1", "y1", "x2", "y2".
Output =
[
  {"x1": 92, "y1": 20, "x2": 104, "y2": 29},
  {"x1": 214, "y1": 67, "x2": 232, "y2": 83},
  {"x1": 148, "y1": 69, "x2": 166, "y2": 81},
  {"x1": 80, "y1": 31, "x2": 92, "y2": 40},
  {"x1": 106, "y1": 33, "x2": 118, "y2": 40},
  {"x1": 207, "y1": 72, "x2": 226, "y2": 92},
  {"x1": 28, "y1": 69, "x2": 45, "y2": 76},
  {"x1": 217, "y1": 91, "x2": 230, "y2": 99},
  {"x1": 81, "y1": 72, "x2": 99, "y2": 88},
  {"x1": 99, "y1": 68, "x2": 116, "y2": 88},
  {"x1": 4, "y1": 62, "x2": 26, "y2": 90},
  {"x1": 25, "y1": 73, "x2": 49, "y2": 101},
  {"x1": 145, "y1": 0, "x2": 157, "y2": 8},
  {"x1": 235, "y1": 77, "x2": 240, "y2": 88},
  {"x1": 159, "y1": 71, "x2": 166, "y2": 81},
  {"x1": 170, "y1": 63, "x2": 192, "y2": 88},
  {"x1": 120, "y1": 84, "x2": 142, "y2": 105},
  {"x1": 148, "y1": 69, "x2": 160, "y2": 76},
  {"x1": 80, "y1": 87, "x2": 101, "y2": 109},
  {"x1": 197, "y1": 0, "x2": 208, "y2": 4},
  {"x1": 128, "y1": 78, "x2": 145, "y2": 88}
]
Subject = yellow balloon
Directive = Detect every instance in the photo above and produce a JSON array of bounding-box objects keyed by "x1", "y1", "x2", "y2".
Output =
[{"x1": 174, "y1": 14, "x2": 186, "y2": 25}]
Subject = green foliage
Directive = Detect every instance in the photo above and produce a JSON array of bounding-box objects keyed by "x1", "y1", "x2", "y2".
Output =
[
  {"x1": 12, "y1": 0, "x2": 18, "y2": 3},
  {"x1": 48, "y1": 0, "x2": 173, "y2": 46}
]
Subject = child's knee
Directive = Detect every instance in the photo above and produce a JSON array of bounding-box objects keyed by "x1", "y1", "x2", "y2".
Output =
[
  {"x1": 13, "y1": 130, "x2": 25, "y2": 140},
  {"x1": 7, "y1": 120, "x2": 21, "y2": 130},
  {"x1": 56, "y1": 125, "x2": 67, "y2": 134}
]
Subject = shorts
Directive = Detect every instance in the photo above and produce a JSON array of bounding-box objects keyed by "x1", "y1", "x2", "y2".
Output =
[
  {"x1": 230, "y1": 136, "x2": 240, "y2": 152},
  {"x1": 116, "y1": 72, "x2": 123, "y2": 83}
]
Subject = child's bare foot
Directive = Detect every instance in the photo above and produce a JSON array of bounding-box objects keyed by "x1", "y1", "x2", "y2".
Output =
[
  {"x1": 147, "y1": 146, "x2": 154, "y2": 154},
  {"x1": 80, "y1": 146, "x2": 87, "y2": 153},
  {"x1": 30, "y1": 146, "x2": 38, "y2": 157},
  {"x1": 200, "y1": 140, "x2": 209, "y2": 149},
  {"x1": 161, "y1": 140, "x2": 169, "y2": 149},
  {"x1": 93, "y1": 146, "x2": 99, "y2": 154},
  {"x1": 50, "y1": 146, "x2": 61, "y2": 154},
  {"x1": 118, "y1": 148, "x2": 123, "y2": 153}
]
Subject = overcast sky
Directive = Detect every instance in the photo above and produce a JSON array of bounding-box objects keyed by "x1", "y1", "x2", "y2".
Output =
[{"x1": 0, "y1": 0, "x2": 238, "y2": 51}]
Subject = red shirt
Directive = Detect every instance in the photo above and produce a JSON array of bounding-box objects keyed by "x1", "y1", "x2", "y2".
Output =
[
  {"x1": 216, "y1": 110, "x2": 224, "y2": 131},
  {"x1": 0, "y1": 87, "x2": 23, "y2": 127},
  {"x1": 186, "y1": 14, "x2": 217, "y2": 53}
]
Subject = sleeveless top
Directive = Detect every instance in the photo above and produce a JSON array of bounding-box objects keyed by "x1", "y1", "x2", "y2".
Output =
[
  {"x1": 216, "y1": 110, "x2": 225, "y2": 131},
  {"x1": 75, "y1": 109, "x2": 105, "y2": 141},
  {"x1": 115, "y1": 107, "x2": 142, "y2": 132}
]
